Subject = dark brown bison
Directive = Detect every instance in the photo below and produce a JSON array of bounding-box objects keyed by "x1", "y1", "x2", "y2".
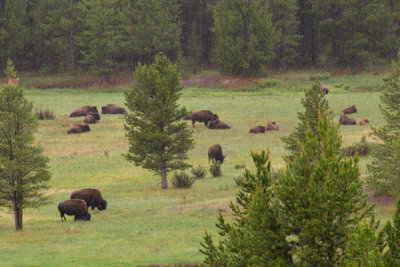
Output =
[
  {"x1": 208, "y1": 144, "x2": 225, "y2": 164},
  {"x1": 359, "y1": 119, "x2": 370, "y2": 125},
  {"x1": 67, "y1": 123, "x2": 91, "y2": 134},
  {"x1": 70, "y1": 188, "x2": 107, "y2": 211},
  {"x1": 101, "y1": 104, "x2": 126, "y2": 114},
  {"x1": 70, "y1": 106, "x2": 99, "y2": 117},
  {"x1": 249, "y1": 125, "x2": 266, "y2": 133},
  {"x1": 183, "y1": 115, "x2": 192, "y2": 120},
  {"x1": 188, "y1": 110, "x2": 218, "y2": 127},
  {"x1": 266, "y1": 121, "x2": 279, "y2": 131},
  {"x1": 341, "y1": 105, "x2": 357, "y2": 115},
  {"x1": 321, "y1": 84, "x2": 329, "y2": 94},
  {"x1": 84, "y1": 112, "x2": 100, "y2": 124},
  {"x1": 208, "y1": 119, "x2": 231, "y2": 129},
  {"x1": 340, "y1": 112, "x2": 356, "y2": 125},
  {"x1": 58, "y1": 199, "x2": 91, "y2": 222}
]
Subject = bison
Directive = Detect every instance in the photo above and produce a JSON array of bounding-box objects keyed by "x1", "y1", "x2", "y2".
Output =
[
  {"x1": 208, "y1": 119, "x2": 231, "y2": 129},
  {"x1": 101, "y1": 104, "x2": 126, "y2": 114},
  {"x1": 266, "y1": 121, "x2": 279, "y2": 131},
  {"x1": 249, "y1": 125, "x2": 266, "y2": 133},
  {"x1": 187, "y1": 110, "x2": 218, "y2": 127},
  {"x1": 70, "y1": 106, "x2": 99, "y2": 117},
  {"x1": 208, "y1": 144, "x2": 225, "y2": 164},
  {"x1": 67, "y1": 123, "x2": 91, "y2": 134},
  {"x1": 58, "y1": 199, "x2": 91, "y2": 222},
  {"x1": 340, "y1": 112, "x2": 356, "y2": 125},
  {"x1": 342, "y1": 105, "x2": 357, "y2": 115},
  {"x1": 84, "y1": 112, "x2": 100, "y2": 124},
  {"x1": 321, "y1": 84, "x2": 329, "y2": 94},
  {"x1": 359, "y1": 119, "x2": 370, "y2": 125},
  {"x1": 70, "y1": 188, "x2": 107, "y2": 211}
]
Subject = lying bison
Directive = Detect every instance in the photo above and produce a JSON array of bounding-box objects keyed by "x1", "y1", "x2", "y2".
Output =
[
  {"x1": 359, "y1": 119, "x2": 370, "y2": 125},
  {"x1": 342, "y1": 105, "x2": 357, "y2": 115},
  {"x1": 67, "y1": 123, "x2": 90, "y2": 134},
  {"x1": 340, "y1": 112, "x2": 356, "y2": 125},
  {"x1": 58, "y1": 199, "x2": 91, "y2": 222},
  {"x1": 71, "y1": 188, "x2": 107, "y2": 211},
  {"x1": 208, "y1": 144, "x2": 225, "y2": 164},
  {"x1": 101, "y1": 104, "x2": 126, "y2": 114},
  {"x1": 84, "y1": 112, "x2": 100, "y2": 124},
  {"x1": 70, "y1": 106, "x2": 99, "y2": 117},
  {"x1": 208, "y1": 119, "x2": 231, "y2": 129},
  {"x1": 321, "y1": 84, "x2": 329, "y2": 94},
  {"x1": 249, "y1": 125, "x2": 266, "y2": 133},
  {"x1": 266, "y1": 121, "x2": 279, "y2": 131},
  {"x1": 187, "y1": 110, "x2": 218, "y2": 127}
]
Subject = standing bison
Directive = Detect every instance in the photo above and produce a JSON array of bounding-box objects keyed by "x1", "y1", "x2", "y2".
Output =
[
  {"x1": 208, "y1": 144, "x2": 225, "y2": 164},
  {"x1": 266, "y1": 121, "x2": 279, "y2": 131},
  {"x1": 249, "y1": 125, "x2": 266, "y2": 133},
  {"x1": 208, "y1": 119, "x2": 231, "y2": 129},
  {"x1": 341, "y1": 105, "x2": 357, "y2": 115},
  {"x1": 187, "y1": 110, "x2": 218, "y2": 127},
  {"x1": 58, "y1": 199, "x2": 91, "y2": 221},
  {"x1": 321, "y1": 84, "x2": 329, "y2": 94},
  {"x1": 67, "y1": 123, "x2": 91, "y2": 134},
  {"x1": 101, "y1": 104, "x2": 126, "y2": 114},
  {"x1": 70, "y1": 106, "x2": 99, "y2": 117},
  {"x1": 340, "y1": 112, "x2": 356, "y2": 125},
  {"x1": 71, "y1": 188, "x2": 107, "y2": 210}
]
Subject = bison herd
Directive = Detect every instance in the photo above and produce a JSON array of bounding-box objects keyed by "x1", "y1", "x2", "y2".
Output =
[
  {"x1": 339, "y1": 105, "x2": 369, "y2": 126},
  {"x1": 58, "y1": 188, "x2": 107, "y2": 222}
]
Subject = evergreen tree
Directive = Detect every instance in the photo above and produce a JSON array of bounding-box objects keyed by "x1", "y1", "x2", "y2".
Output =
[
  {"x1": 382, "y1": 199, "x2": 400, "y2": 265},
  {"x1": 200, "y1": 151, "x2": 292, "y2": 266},
  {"x1": 277, "y1": 111, "x2": 370, "y2": 266},
  {"x1": 124, "y1": 54, "x2": 194, "y2": 189},
  {"x1": 212, "y1": 0, "x2": 277, "y2": 76},
  {"x1": 281, "y1": 80, "x2": 330, "y2": 158},
  {"x1": 296, "y1": 0, "x2": 318, "y2": 66},
  {"x1": 367, "y1": 53, "x2": 400, "y2": 196},
  {"x1": 0, "y1": 61, "x2": 51, "y2": 231},
  {"x1": 187, "y1": 21, "x2": 201, "y2": 74}
]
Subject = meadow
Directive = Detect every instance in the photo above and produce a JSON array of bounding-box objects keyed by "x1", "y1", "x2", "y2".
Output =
[{"x1": 0, "y1": 69, "x2": 396, "y2": 266}]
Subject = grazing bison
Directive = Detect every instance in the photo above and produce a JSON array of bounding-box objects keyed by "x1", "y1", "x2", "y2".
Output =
[
  {"x1": 266, "y1": 121, "x2": 279, "y2": 131},
  {"x1": 208, "y1": 119, "x2": 231, "y2": 129},
  {"x1": 84, "y1": 112, "x2": 100, "y2": 124},
  {"x1": 70, "y1": 188, "x2": 107, "y2": 211},
  {"x1": 321, "y1": 84, "x2": 329, "y2": 94},
  {"x1": 188, "y1": 110, "x2": 218, "y2": 127},
  {"x1": 58, "y1": 199, "x2": 91, "y2": 222},
  {"x1": 208, "y1": 144, "x2": 225, "y2": 164},
  {"x1": 359, "y1": 119, "x2": 370, "y2": 125},
  {"x1": 340, "y1": 112, "x2": 356, "y2": 125},
  {"x1": 67, "y1": 123, "x2": 91, "y2": 134},
  {"x1": 342, "y1": 105, "x2": 357, "y2": 115},
  {"x1": 70, "y1": 106, "x2": 99, "y2": 117},
  {"x1": 249, "y1": 125, "x2": 266, "y2": 133},
  {"x1": 101, "y1": 104, "x2": 126, "y2": 114}
]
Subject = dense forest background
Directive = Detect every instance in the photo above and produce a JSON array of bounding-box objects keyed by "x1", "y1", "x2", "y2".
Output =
[{"x1": 1, "y1": 0, "x2": 399, "y2": 78}]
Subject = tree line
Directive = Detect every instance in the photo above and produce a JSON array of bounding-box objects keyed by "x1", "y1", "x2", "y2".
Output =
[{"x1": 0, "y1": 0, "x2": 399, "y2": 77}]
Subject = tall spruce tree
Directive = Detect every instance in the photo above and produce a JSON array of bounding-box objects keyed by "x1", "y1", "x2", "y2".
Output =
[
  {"x1": 281, "y1": 80, "x2": 330, "y2": 158},
  {"x1": 212, "y1": 0, "x2": 277, "y2": 76},
  {"x1": 367, "y1": 53, "x2": 400, "y2": 196},
  {"x1": 0, "y1": 61, "x2": 50, "y2": 231},
  {"x1": 277, "y1": 111, "x2": 370, "y2": 266},
  {"x1": 124, "y1": 54, "x2": 194, "y2": 189},
  {"x1": 186, "y1": 21, "x2": 201, "y2": 74},
  {"x1": 200, "y1": 151, "x2": 292, "y2": 266},
  {"x1": 382, "y1": 199, "x2": 400, "y2": 265}
]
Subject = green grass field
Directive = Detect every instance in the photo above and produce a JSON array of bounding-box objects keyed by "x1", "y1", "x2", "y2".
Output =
[{"x1": 0, "y1": 70, "x2": 397, "y2": 266}]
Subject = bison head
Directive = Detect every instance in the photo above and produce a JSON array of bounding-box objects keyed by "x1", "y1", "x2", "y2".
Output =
[
  {"x1": 98, "y1": 200, "x2": 107, "y2": 210},
  {"x1": 83, "y1": 212, "x2": 91, "y2": 221},
  {"x1": 212, "y1": 114, "x2": 219, "y2": 121}
]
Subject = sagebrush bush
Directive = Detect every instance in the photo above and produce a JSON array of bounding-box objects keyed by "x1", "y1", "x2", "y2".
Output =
[
  {"x1": 172, "y1": 172, "x2": 195, "y2": 188},
  {"x1": 36, "y1": 109, "x2": 55, "y2": 120},
  {"x1": 343, "y1": 136, "x2": 371, "y2": 157},
  {"x1": 258, "y1": 78, "x2": 279, "y2": 88},
  {"x1": 209, "y1": 162, "x2": 222, "y2": 177},
  {"x1": 309, "y1": 72, "x2": 331, "y2": 81},
  {"x1": 191, "y1": 165, "x2": 206, "y2": 179},
  {"x1": 234, "y1": 175, "x2": 245, "y2": 187}
]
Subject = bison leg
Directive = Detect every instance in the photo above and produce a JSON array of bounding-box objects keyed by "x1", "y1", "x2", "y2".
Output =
[
  {"x1": 204, "y1": 121, "x2": 208, "y2": 127},
  {"x1": 60, "y1": 213, "x2": 66, "y2": 222},
  {"x1": 192, "y1": 119, "x2": 196, "y2": 128}
]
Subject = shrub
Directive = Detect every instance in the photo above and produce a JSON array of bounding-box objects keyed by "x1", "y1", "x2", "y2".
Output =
[
  {"x1": 209, "y1": 162, "x2": 222, "y2": 177},
  {"x1": 271, "y1": 168, "x2": 284, "y2": 181},
  {"x1": 36, "y1": 109, "x2": 55, "y2": 120},
  {"x1": 309, "y1": 72, "x2": 331, "y2": 81},
  {"x1": 234, "y1": 164, "x2": 246, "y2": 169},
  {"x1": 191, "y1": 165, "x2": 206, "y2": 179},
  {"x1": 343, "y1": 137, "x2": 371, "y2": 157},
  {"x1": 172, "y1": 172, "x2": 195, "y2": 188},
  {"x1": 258, "y1": 78, "x2": 279, "y2": 88},
  {"x1": 234, "y1": 175, "x2": 245, "y2": 187}
]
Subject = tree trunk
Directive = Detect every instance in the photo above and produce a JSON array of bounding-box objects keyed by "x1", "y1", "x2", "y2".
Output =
[
  {"x1": 13, "y1": 196, "x2": 23, "y2": 231},
  {"x1": 161, "y1": 165, "x2": 168, "y2": 189}
]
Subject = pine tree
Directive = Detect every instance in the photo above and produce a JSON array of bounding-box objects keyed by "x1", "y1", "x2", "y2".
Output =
[
  {"x1": 212, "y1": 0, "x2": 277, "y2": 76},
  {"x1": 187, "y1": 21, "x2": 201, "y2": 74},
  {"x1": 277, "y1": 111, "x2": 370, "y2": 266},
  {"x1": 200, "y1": 151, "x2": 292, "y2": 266},
  {"x1": 124, "y1": 54, "x2": 194, "y2": 189},
  {"x1": 0, "y1": 61, "x2": 50, "y2": 231},
  {"x1": 281, "y1": 80, "x2": 330, "y2": 158},
  {"x1": 382, "y1": 199, "x2": 400, "y2": 265},
  {"x1": 367, "y1": 53, "x2": 400, "y2": 196}
]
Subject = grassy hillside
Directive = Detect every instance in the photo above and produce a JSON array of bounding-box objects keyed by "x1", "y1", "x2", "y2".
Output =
[{"x1": 0, "y1": 71, "x2": 396, "y2": 266}]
